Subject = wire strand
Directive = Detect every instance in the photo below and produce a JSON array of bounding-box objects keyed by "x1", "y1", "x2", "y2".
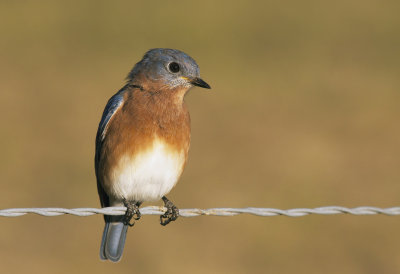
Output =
[{"x1": 0, "y1": 206, "x2": 399, "y2": 217}]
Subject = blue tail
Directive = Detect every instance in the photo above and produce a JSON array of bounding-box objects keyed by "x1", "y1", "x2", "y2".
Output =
[{"x1": 100, "y1": 222, "x2": 128, "y2": 262}]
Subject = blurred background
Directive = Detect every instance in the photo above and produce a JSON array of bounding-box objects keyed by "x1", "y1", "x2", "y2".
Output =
[{"x1": 0, "y1": 0, "x2": 399, "y2": 273}]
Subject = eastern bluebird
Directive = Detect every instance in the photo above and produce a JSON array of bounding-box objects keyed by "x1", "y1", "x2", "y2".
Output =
[{"x1": 95, "y1": 48, "x2": 210, "y2": 262}]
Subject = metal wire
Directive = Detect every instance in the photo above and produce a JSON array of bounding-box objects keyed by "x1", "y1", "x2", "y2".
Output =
[{"x1": 0, "y1": 206, "x2": 399, "y2": 217}]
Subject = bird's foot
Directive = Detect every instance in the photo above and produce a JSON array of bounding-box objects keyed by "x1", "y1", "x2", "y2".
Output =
[
  {"x1": 123, "y1": 199, "x2": 141, "y2": 227},
  {"x1": 160, "y1": 196, "x2": 179, "y2": 226}
]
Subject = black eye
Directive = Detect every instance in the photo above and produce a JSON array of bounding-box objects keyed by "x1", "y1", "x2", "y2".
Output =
[{"x1": 168, "y1": 62, "x2": 180, "y2": 73}]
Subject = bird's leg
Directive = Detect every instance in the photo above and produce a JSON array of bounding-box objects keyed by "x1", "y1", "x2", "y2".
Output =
[
  {"x1": 122, "y1": 199, "x2": 142, "y2": 227},
  {"x1": 160, "y1": 196, "x2": 179, "y2": 226}
]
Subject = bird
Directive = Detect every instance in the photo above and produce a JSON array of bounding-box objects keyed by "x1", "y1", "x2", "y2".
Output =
[{"x1": 94, "y1": 48, "x2": 211, "y2": 262}]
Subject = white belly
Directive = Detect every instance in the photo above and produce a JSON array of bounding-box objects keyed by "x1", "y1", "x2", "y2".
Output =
[{"x1": 109, "y1": 139, "x2": 185, "y2": 202}]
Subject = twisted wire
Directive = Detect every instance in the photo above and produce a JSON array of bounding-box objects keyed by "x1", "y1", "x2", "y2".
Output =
[{"x1": 0, "y1": 206, "x2": 399, "y2": 217}]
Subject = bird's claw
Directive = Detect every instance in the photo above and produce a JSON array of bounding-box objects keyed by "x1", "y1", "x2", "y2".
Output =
[
  {"x1": 123, "y1": 199, "x2": 141, "y2": 227},
  {"x1": 160, "y1": 196, "x2": 179, "y2": 226}
]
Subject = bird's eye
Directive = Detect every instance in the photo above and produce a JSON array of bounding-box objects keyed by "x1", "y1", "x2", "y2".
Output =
[{"x1": 168, "y1": 62, "x2": 180, "y2": 73}]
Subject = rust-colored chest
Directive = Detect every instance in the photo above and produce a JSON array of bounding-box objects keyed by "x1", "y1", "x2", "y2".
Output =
[{"x1": 98, "y1": 87, "x2": 191, "y2": 189}]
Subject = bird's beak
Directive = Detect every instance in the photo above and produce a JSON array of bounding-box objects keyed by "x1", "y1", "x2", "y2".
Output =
[{"x1": 190, "y1": 77, "x2": 211, "y2": 89}]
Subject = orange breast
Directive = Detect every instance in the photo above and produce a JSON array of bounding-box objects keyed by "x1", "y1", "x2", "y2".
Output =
[{"x1": 97, "y1": 88, "x2": 191, "y2": 202}]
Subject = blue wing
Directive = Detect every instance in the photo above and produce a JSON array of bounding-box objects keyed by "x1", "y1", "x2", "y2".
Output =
[
  {"x1": 97, "y1": 94, "x2": 124, "y2": 142},
  {"x1": 95, "y1": 85, "x2": 127, "y2": 208}
]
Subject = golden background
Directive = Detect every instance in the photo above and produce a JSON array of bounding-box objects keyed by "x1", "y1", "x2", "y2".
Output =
[{"x1": 0, "y1": 1, "x2": 399, "y2": 273}]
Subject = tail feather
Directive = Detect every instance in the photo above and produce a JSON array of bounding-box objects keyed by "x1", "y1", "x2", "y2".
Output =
[{"x1": 100, "y1": 222, "x2": 128, "y2": 262}]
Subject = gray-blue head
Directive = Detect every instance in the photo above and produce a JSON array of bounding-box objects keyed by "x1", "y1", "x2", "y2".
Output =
[{"x1": 127, "y1": 48, "x2": 210, "y2": 91}]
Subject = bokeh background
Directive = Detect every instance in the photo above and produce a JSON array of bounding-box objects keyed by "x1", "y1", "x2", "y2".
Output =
[{"x1": 1, "y1": 1, "x2": 399, "y2": 273}]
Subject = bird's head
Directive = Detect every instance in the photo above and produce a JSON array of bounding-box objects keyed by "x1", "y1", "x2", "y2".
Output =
[{"x1": 127, "y1": 48, "x2": 211, "y2": 92}]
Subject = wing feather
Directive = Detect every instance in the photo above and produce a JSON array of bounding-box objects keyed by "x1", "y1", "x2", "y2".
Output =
[{"x1": 95, "y1": 85, "x2": 127, "y2": 208}]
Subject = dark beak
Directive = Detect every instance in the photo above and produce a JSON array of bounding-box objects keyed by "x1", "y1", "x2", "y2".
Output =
[{"x1": 191, "y1": 77, "x2": 211, "y2": 89}]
